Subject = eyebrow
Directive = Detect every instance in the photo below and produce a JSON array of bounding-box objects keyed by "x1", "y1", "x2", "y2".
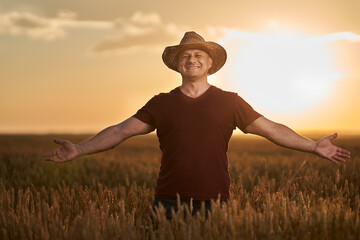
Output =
[{"x1": 180, "y1": 51, "x2": 204, "y2": 56}]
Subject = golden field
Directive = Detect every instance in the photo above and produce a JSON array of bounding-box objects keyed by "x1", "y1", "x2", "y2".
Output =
[{"x1": 0, "y1": 134, "x2": 359, "y2": 239}]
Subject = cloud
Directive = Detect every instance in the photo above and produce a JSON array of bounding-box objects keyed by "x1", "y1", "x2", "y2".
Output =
[
  {"x1": 0, "y1": 11, "x2": 112, "y2": 41},
  {"x1": 0, "y1": 11, "x2": 64, "y2": 40},
  {"x1": 313, "y1": 32, "x2": 360, "y2": 43},
  {"x1": 91, "y1": 12, "x2": 184, "y2": 53},
  {"x1": 1, "y1": 10, "x2": 359, "y2": 53},
  {"x1": 91, "y1": 30, "x2": 178, "y2": 52},
  {"x1": 218, "y1": 29, "x2": 360, "y2": 45},
  {"x1": 130, "y1": 12, "x2": 161, "y2": 26},
  {"x1": 0, "y1": 10, "x2": 187, "y2": 50},
  {"x1": 91, "y1": 12, "x2": 230, "y2": 53},
  {"x1": 0, "y1": 10, "x2": 229, "y2": 52}
]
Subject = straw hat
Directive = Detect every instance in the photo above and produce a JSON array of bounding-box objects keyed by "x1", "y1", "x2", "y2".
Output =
[{"x1": 162, "y1": 31, "x2": 227, "y2": 75}]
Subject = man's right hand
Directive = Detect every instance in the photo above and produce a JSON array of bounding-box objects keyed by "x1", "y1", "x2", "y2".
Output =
[{"x1": 44, "y1": 139, "x2": 80, "y2": 162}]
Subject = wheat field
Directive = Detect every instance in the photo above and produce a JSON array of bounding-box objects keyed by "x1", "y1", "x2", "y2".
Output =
[{"x1": 0, "y1": 134, "x2": 359, "y2": 239}]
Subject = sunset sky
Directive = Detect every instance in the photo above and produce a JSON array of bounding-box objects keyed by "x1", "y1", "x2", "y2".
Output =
[{"x1": 1, "y1": 0, "x2": 360, "y2": 134}]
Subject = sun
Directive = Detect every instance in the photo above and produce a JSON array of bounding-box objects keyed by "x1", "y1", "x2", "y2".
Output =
[{"x1": 217, "y1": 31, "x2": 343, "y2": 115}]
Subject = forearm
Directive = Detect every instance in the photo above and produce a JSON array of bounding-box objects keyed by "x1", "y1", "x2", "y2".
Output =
[
  {"x1": 245, "y1": 117, "x2": 350, "y2": 164},
  {"x1": 264, "y1": 123, "x2": 316, "y2": 153},
  {"x1": 75, "y1": 124, "x2": 124, "y2": 156},
  {"x1": 74, "y1": 117, "x2": 154, "y2": 157},
  {"x1": 44, "y1": 117, "x2": 154, "y2": 162}
]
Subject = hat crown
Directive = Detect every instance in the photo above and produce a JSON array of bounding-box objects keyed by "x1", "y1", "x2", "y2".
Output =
[{"x1": 179, "y1": 31, "x2": 205, "y2": 45}]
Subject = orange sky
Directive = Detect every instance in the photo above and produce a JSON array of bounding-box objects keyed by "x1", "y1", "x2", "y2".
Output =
[{"x1": 0, "y1": 0, "x2": 359, "y2": 134}]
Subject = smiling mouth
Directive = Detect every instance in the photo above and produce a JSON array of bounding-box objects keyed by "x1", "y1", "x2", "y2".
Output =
[{"x1": 186, "y1": 66, "x2": 200, "y2": 70}]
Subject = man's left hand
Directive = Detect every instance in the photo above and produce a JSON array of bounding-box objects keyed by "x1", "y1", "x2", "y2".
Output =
[{"x1": 314, "y1": 133, "x2": 351, "y2": 164}]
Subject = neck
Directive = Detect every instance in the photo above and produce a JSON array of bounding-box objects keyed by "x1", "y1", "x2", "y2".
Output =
[{"x1": 180, "y1": 78, "x2": 211, "y2": 98}]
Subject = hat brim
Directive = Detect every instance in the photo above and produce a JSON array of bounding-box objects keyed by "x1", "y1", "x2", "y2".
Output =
[{"x1": 162, "y1": 41, "x2": 227, "y2": 75}]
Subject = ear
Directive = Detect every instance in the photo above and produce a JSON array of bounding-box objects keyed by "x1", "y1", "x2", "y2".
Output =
[
  {"x1": 208, "y1": 57, "x2": 213, "y2": 68},
  {"x1": 207, "y1": 58, "x2": 213, "y2": 76}
]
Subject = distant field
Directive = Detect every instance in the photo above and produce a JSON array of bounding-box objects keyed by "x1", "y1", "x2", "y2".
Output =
[{"x1": 1, "y1": 134, "x2": 359, "y2": 239}]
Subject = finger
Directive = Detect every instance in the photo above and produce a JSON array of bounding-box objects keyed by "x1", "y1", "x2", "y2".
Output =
[
  {"x1": 328, "y1": 157, "x2": 339, "y2": 165},
  {"x1": 336, "y1": 151, "x2": 351, "y2": 158},
  {"x1": 44, "y1": 155, "x2": 57, "y2": 161},
  {"x1": 337, "y1": 148, "x2": 351, "y2": 156},
  {"x1": 53, "y1": 138, "x2": 65, "y2": 145},
  {"x1": 44, "y1": 156, "x2": 53, "y2": 161},
  {"x1": 333, "y1": 155, "x2": 346, "y2": 163},
  {"x1": 44, "y1": 151, "x2": 57, "y2": 160},
  {"x1": 45, "y1": 156, "x2": 60, "y2": 162},
  {"x1": 327, "y1": 133, "x2": 338, "y2": 141},
  {"x1": 326, "y1": 155, "x2": 339, "y2": 165},
  {"x1": 44, "y1": 150, "x2": 64, "y2": 162},
  {"x1": 44, "y1": 153, "x2": 60, "y2": 161},
  {"x1": 44, "y1": 151, "x2": 55, "y2": 157}
]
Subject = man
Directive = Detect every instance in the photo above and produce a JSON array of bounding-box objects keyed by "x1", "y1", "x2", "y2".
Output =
[{"x1": 44, "y1": 31, "x2": 351, "y2": 219}]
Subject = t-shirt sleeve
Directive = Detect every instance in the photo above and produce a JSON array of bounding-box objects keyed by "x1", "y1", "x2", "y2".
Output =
[
  {"x1": 132, "y1": 95, "x2": 158, "y2": 128},
  {"x1": 233, "y1": 94, "x2": 262, "y2": 132}
]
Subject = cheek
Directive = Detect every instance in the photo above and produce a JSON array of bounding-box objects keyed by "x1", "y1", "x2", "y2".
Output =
[
  {"x1": 176, "y1": 60, "x2": 183, "y2": 70},
  {"x1": 177, "y1": 59, "x2": 186, "y2": 68}
]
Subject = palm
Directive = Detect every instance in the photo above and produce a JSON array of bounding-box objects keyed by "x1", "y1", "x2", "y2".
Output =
[
  {"x1": 314, "y1": 133, "x2": 351, "y2": 164},
  {"x1": 44, "y1": 139, "x2": 79, "y2": 162}
]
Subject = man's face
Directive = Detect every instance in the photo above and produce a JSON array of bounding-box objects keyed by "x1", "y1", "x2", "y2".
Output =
[{"x1": 177, "y1": 49, "x2": 213, "y2": 80}]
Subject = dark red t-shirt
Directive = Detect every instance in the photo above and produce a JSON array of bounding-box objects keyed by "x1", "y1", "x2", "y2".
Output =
[{"x1": 133, "y1": 85, "x2": 262, "y2": 200}]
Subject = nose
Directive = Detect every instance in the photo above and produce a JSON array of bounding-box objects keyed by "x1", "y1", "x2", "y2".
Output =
[{"x1": 188, "y1": 54, "x2": 197, "y2": 63}]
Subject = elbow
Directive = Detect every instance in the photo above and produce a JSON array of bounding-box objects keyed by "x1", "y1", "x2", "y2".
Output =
[
  {"x1": 113, "y1": 122, "x2": 140, "y2": 141},
  {"x1": 264, "y1": 123, "x2": 284, "y2": 140},
  {"x1": 113, "y1": 123, "x2": 129, "y2": 141}
]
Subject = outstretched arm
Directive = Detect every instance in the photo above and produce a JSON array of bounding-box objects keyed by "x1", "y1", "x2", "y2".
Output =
[
  {"x1": 44, "y1": 117, "x2": 155, "y2": 162},
  {"x1": 244, "y1": 116, "x2": 351, "y2": 164}
]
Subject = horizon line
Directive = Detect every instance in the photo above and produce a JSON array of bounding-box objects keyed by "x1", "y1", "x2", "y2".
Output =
[{"x1": 1, "y1": 128, "x2": 359, "y2": 136}]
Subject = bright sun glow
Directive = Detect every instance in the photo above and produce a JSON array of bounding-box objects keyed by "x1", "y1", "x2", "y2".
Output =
[{"x1": 218, "y1": 31, "x2": 344, "y2": 115}]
